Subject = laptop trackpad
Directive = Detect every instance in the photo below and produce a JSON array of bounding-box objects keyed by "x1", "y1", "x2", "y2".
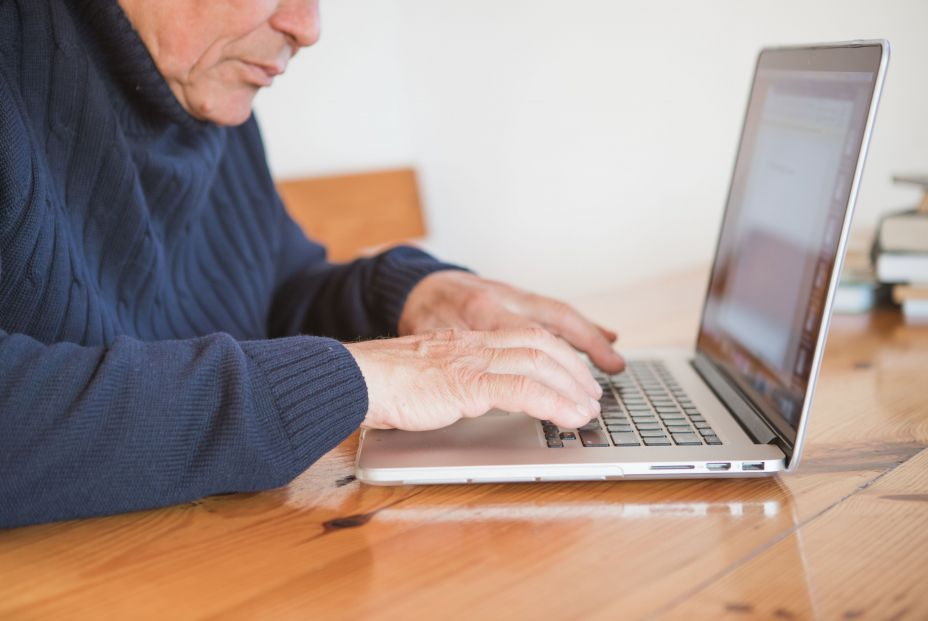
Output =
[{"x1": 369, "y1": 410, "x2": 543, "y2": 452}]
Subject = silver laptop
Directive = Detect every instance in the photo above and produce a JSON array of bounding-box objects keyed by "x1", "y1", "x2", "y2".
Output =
[{"x1": 356, "y1": 41, "x2": 889, "y2": 484}]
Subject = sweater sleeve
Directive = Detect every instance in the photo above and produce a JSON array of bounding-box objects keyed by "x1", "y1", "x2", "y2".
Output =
[
  {"x1": 268, "y1": 213, "x2": 468, "y2": 342},
  {"x1": 0, "y1": 328, "x2": 367, "y2": 529}
]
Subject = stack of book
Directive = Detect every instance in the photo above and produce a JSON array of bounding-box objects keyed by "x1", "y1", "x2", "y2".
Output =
[
  {"x1": 834, "y1": 239, "x2": 883, "y2": 314},
  {"x1": 873, "y1": 174, "x2": 928, "y2": 323}
]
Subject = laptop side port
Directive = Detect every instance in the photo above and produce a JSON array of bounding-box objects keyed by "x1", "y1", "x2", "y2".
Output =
[
  {"x1": 706, "y1": 462, "x2": 732, "y2": 471},
  {"x1": 742, "y1": 462, "x2": 765, "y2": 471}
]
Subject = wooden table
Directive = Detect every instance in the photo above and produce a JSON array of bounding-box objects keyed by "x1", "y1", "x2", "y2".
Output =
[{"x1": 3, "y1": 267, "x2": 927, "y2": 620}]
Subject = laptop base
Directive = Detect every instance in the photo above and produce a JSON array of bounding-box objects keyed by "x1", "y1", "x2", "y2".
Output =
[{"x1": 355, "y1": 350, "x2": 787, "y2": 485}]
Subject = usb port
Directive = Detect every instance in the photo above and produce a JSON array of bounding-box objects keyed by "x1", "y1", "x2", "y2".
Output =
[
  {"x1": 706, "y1": 462, "x2": 731, "y2": 471},
  {"x1": 742, "y1": 462, "x2": 765, "y2": 471}
]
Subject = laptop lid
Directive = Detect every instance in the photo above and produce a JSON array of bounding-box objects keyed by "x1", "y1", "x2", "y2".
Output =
[{"x1": 694, "y1": 41, "x2": 889, "y2": 468}]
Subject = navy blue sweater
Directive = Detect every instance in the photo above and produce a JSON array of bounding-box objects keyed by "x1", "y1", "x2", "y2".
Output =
[{"x1": 0, "y1": 0, "x2": 458, "y2": 528}]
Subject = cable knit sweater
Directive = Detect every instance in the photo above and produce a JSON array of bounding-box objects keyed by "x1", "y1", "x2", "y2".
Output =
[{"x1": 0, "y1": 0, "x2": 459, "y2": 528}]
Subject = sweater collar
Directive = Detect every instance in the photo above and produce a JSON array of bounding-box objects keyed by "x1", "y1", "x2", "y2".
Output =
[{"x1": 73, "y1": 0, "x2": 208, "y2": 132}]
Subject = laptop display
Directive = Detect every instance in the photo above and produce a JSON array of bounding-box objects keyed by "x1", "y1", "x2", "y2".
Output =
[{"x1": 697, "y1": 45, "x2": 884, "y2": 441}]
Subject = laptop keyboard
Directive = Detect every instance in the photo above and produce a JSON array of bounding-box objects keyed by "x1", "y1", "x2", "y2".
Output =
[{"x1": 542, "y1": 360, "x2": 722, "y2": 448}]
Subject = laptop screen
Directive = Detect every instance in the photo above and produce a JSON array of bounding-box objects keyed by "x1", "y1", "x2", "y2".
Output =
[{"x1": 696, "y1": 45, "x2": 883, "y2": 441}]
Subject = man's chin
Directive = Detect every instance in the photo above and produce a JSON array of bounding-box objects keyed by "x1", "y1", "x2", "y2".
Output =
[{"x1": 186, "y1": 89, "x2": 257, "y2": 127}]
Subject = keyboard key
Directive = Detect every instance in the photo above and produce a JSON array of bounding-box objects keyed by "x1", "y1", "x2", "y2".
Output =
[
  {"x1": 608, "y1": 363, "x2": 712, "y2": 449},
  {"x1": 578, "y1": 421, "x2": 602, "y2": 431},
  {"x1": 671, "y1": 433, "x2": 702, "y2": 445},
  {"x1": 547, "y1": 438, "x2": 564, "y2": 448},
  {"x1": 610, "y1": 432, "x2": 640, "y2": 447},
  {"x1": 559, "y1": 432, "x2": 577, "y2": 441},
  {"x1": 643, "y1": 437, "x2": 672, "y2": 446},
  {"x1": 579, "y1": 428, "x2": 610, "y2": 447}
]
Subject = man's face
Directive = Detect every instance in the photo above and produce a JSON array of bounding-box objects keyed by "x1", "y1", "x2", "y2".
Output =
[{"x1": 120, "y1": 0, "x2": 320, "y2": 126}]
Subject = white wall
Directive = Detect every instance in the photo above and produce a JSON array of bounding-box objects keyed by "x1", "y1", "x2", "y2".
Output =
[{"x1": 255, "y1": 0, "x2": 928, "y2": 299}]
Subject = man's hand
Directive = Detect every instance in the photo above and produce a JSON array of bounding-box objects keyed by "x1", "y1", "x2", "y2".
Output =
[
  {"x1": 345, "y1": 328, "x2": 603, "y2": 431},
  {"x1": 398, "y1": 271, "x2": 625, "y2": 373}
]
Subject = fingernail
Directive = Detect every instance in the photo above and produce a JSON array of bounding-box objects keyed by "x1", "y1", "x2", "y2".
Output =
[
  {"x1": 592, "y1": 382, "x2": 603, "y2": 398},
  {"x1": 588, "y1": 397, "x2": 600, "y2": 414},
  {"x1": 576, "y1": 404, "x2": 591, "y2": 423}
]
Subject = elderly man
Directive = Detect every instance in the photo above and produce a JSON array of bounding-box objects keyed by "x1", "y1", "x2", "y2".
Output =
[{"x1": 0, "y1": 0, "x2": 623, "y2": 528}]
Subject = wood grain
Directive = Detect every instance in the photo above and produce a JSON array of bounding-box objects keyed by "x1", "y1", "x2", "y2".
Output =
[
  {"x1": 656, "y1": 449, "x2": 928, "y2": 620},
  {"x1": 275, "y1": 168, "x2": 426, "y2": 262},
  {"x1": 1, "y1": 268, "x2": 926, "y2": 620}
]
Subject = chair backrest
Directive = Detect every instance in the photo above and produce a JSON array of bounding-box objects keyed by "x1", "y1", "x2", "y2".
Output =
[{"x1": 275, "y1": 168, "x2": 426, "y2": 262}]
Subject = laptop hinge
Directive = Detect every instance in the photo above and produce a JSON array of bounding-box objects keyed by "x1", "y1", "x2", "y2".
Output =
[{"x1": 691, "y1": 355, "x2": 778, "y2": 445}]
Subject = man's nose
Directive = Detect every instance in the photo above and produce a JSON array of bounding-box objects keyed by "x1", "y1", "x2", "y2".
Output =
[{"x1": 270, "y1": 0, "x2": 321, "y2": 49}]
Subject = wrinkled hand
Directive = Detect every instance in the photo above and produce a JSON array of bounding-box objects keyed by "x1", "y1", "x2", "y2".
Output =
[
  {"x1": 345, "y1": 328, "x2": 603, "y2": 431},
  {"x1": 399, "y1": 271, "x2": 624, "y2": 373}
]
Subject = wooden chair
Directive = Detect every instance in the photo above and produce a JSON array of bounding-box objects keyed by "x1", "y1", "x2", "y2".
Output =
[{"x1": 275, "y1": 168, "x2": 427, "y2": 262}]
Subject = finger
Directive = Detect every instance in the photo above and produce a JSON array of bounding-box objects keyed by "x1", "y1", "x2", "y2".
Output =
[
  {"x1": 477, "y1": 325, "x2": 602, "y2": 399},
  {"x1": 478, "y1": 373, "x2": 597, "y2": 429},
  {"x1": 526, "y1": 298, "x2": 625, "y2": 374},
  {"x1": 486, "y1": 347, "x2": 599, "y2": 413}
]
